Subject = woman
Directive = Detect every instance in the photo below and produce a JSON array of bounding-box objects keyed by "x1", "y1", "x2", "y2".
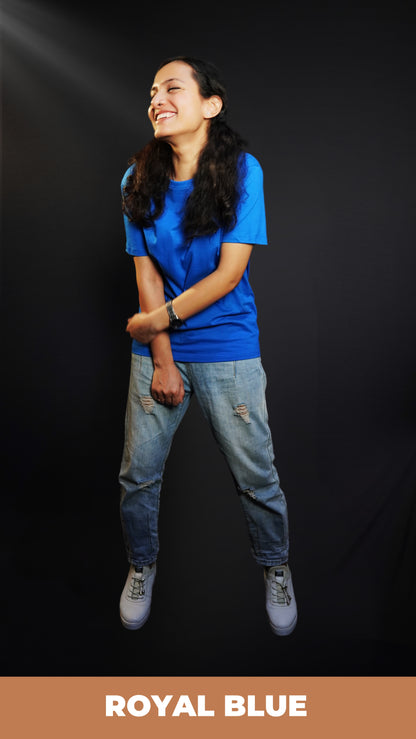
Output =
[{"x1": 119, "y1": 56, "x2": 297, "y2": 636}]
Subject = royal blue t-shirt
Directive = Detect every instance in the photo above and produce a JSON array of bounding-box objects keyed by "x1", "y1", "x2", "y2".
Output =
[{"x1": 121, "y1": 152, "x2": 267, "y2": 362}]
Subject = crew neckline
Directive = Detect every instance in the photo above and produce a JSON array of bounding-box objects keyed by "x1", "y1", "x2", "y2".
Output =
[{"x1": 169, "y1": 178, "x2": 193, "y2": 188}]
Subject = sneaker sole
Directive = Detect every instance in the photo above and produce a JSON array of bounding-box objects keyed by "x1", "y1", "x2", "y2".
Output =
[{"x1": 268, "y1": 614, "x2": 297, "y2": 636}]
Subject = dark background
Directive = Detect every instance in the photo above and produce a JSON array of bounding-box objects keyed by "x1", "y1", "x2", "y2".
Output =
[{"x1": 1, "y1": 0, "x2": 416, "y2": 675}]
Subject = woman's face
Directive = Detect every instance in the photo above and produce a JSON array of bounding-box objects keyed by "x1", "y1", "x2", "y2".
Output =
[{"x1": 148, "y1": 61, "x2": 221, "y2": 143}]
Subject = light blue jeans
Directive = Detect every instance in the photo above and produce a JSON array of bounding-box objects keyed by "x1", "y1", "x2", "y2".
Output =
[{"x1": 119, "y1": 354, "x2": 289, "y2": 568}]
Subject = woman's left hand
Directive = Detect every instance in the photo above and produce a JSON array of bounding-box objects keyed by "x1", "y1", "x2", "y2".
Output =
[{"x1": 126, "y1": 312, "x2": 158, "y2": 344}]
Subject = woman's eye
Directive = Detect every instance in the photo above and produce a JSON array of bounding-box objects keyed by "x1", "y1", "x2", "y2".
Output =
[{"x1": 149, "y1": 86, "x2": 180, "y2": 101}]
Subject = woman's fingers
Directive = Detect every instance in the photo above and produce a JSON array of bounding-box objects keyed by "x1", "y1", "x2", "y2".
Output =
[
  {"x1": 151, "y1": 366, "x2": 184, "y2": 407},
  {"x1": 151, "y1": 390, "x2": 182, "y2": 407}
]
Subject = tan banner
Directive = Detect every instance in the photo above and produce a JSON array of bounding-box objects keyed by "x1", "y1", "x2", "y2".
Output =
[{"x1": 1, "y1": 676, "x2": 414, "y2": 738}]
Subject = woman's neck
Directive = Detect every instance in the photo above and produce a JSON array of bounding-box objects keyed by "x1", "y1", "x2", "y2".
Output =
[{"x1": 169, "y1": 131, "x2": 207, "y2": 181}]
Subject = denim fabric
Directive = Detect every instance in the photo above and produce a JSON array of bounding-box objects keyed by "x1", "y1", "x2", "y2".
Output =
[{"x1": 119, "y1": 354, "x2": 289, "y2": 567}]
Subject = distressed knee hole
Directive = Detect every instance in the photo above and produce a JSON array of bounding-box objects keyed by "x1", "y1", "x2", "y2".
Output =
[
  {"x1": 234, "y1": 403, "x2": 250, "y2": 423},
  {"x1": 139, "y1": 396, "x2": 155, "y2": 414},
  {"x1": 239, "y1": 487, "x2": 257, "y2": 500},
  {"x1": 138, "y1": 479, "x2": 155, "y2": 490}
]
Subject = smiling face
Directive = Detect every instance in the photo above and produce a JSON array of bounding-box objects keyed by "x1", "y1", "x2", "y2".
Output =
[{"x1": 148, "y1": 61, "x2": 222, "y2": 145}]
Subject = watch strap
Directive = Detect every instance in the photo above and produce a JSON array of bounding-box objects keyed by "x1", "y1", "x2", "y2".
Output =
[{"x1": 166, "y1": 300, "x2": 183, "y2": 328}]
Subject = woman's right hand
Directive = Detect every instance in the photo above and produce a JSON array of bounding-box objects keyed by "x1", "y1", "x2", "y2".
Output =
[{"x1": 151, "y1": 363, "x2": 185, "y2": 407}]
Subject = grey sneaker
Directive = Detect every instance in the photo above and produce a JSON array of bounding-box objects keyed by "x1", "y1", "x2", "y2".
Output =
[
  {"x1": 120, "y1": 563, "x2": 156, "y2": 630},
  {"x1": 264, "y1": 564, "x2": 297, "y2": 636}
]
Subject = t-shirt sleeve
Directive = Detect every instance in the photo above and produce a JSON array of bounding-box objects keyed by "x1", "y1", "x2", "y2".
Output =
[
  {"x1": 121, "y1": 166, "x2": 149, "y2": 257},
  {"x1": 221, "y1": 154, "x2": 268, "y2": 246}
]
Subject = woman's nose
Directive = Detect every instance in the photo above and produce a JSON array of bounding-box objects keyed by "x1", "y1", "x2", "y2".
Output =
[{"x1": 151, "y1": 91, "x2": 165, "y2": 107}]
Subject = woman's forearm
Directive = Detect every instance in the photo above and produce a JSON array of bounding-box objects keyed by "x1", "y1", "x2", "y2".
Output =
[
  {"x1": 155, "y1": 267, "x2": 241, "y2": 330},
  {"x1": 133, "y1": 257, "x2": 175, "y2": 366},
  {"x1": 157, "y1": 242, "x2": 253, "y2": 328},
  {"x1": 131, "y1": 258, "x2": 185, "y2": 405}
]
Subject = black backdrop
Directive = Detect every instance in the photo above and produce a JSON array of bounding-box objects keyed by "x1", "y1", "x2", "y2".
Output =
[{"x1": 2, "y1": 1, "x2": 416, "y2": 676}]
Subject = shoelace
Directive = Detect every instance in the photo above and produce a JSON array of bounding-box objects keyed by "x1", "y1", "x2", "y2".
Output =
[
  {"x1": 271, "y1": 572, "x2": 292, "y2": 606},
  {"x1": 129, "y1": 572, "x2": 145, "y2": 600}
]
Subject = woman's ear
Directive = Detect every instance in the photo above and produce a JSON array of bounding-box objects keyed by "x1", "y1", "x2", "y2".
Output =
[{"x1": 203, "y1": 95, "x2": 223, "y2": 119}]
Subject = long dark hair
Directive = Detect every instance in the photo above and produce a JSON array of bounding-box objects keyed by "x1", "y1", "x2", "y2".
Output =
[{"x1": 122, "y1": 56, "x2": 247, "y2": 239}]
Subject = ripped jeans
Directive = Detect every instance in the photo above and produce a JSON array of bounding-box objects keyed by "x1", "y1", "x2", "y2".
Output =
[{"x1": 119, "y1": 354, "x2": 289, "y2": 568}]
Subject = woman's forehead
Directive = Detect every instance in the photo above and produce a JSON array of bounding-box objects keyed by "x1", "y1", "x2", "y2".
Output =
[{"x1": 152, "y1": 60, "x2": 194, "y2": 87}]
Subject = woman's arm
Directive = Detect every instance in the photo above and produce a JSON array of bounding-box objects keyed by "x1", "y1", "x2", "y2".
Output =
[
  {"x1": 133, "y1": 255, "x2": 185, "y2": 406},
  {"x1": 126, "y1": 242, "x2": 253, "y2": 344}
]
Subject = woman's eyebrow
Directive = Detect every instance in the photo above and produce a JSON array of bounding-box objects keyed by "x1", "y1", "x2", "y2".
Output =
[{"x1": 150, "y1": 77, "x2": 185, "y2": 95}]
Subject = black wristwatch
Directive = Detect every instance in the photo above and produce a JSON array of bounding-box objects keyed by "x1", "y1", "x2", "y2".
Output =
[{"x1": 166, "y1": 300, "x2": 183, "y2": 329}]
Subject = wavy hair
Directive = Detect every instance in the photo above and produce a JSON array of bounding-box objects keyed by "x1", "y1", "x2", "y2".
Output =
[{"x1": 122, "y1": 56, "x2": 247, "y2": 239}]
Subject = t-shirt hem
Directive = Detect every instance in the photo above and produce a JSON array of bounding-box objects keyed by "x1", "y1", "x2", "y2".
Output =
[{"x1": 131, "y1": 345, "x2": 261, "y2": 363}]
